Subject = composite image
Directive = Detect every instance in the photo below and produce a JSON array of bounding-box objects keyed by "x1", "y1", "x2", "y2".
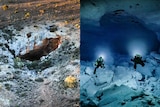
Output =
[{"x1": 0, "y1": 0, "x2": 160, "y2": 107}]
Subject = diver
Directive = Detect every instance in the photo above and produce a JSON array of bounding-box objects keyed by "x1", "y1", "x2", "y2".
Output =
[
  {"x1": 131, "y1": 54, "x2": 146, "y2": 69},
  {"x1": 94, "y1": 57, "x2": 105, "y2": 74}
]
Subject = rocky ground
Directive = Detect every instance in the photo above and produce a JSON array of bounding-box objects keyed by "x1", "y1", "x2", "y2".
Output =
[
  {"x1": 0, "y1": 0, "x2": 79, "y2": 29},
  {"x1": 80, "y1": 53, "x2": 160, "y2": 107},
  {"x1": 0, "y1": 0, "x2": 80, "y2": 107}
]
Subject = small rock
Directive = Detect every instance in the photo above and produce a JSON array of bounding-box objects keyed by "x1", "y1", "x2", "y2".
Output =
[
  {"x1": 27, "y1": 32, "x2": 32, "y2": 38},
  {"x1": 25, "y1": 12, "x2": 30, "y2": 18},
  {"x1": 49, "y1": 25, "x2": 58, "y2": 32},
  {"x1": 4, "y1": 83, "x2": 12, "y2": 91},
  {"x1": 121, "y1": 101, "x2": 126, "y2": 105},
  {"x1": 35, "y1": 78, "x2": 44, "y2": 82}
]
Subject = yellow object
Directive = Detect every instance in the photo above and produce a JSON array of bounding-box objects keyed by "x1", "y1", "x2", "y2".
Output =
[
  {"x1": 25, "y1": 12, "x2": 30, "y2": 18},
  {"x1": 2, "y1": 5, "x2": 8, "y2": 11},
  {"x1": 39, "y1": 9, "x2": 44, "y2": 14},
  {"x1": 14, "y1": 9, "x2": 18, "y2": 13},
  {"x1": 65, "y1": 21, "x2": 68, "y2": 24},
  {"x1": 55, "y1": 4, "x2": 58, "y2": 8},
  {"x1": 64, "y1": 76, "x2": 77, "y2": 88},
  {"x1": 36, "y1": 3, "x2": 42, "y2": 7},
  {"x1": 75, "y1": 24, "x2": 80, "y2": 28}
]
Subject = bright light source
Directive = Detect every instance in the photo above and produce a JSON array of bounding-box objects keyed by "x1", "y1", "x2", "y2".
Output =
[
  {"x1": 127, "y1": 40, "x2": 147, "y2": 57},
  {"x1": 94, "y1": 47, "x2": 108, "y2": 61},
  {"x1": 131, "y1": 49, "x2": 143, "y2": 57},
  {"x1": 94, "y1": 46, "x2": 114, "y2": 65},
  {"x1": 97, "y1": 51, "x2": 106, "y2": 60}
]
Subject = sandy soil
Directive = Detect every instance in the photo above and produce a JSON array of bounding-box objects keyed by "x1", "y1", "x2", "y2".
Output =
[{"x1": 0, "y1": 0, "x2": 80, "y2": 29}]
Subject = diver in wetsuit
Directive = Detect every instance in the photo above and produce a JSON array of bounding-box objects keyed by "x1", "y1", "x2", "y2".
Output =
[
  {"x1": 131, "y1": 54, "x2": 145, "y2": 69},
  {"x1": 94, "y1": 57, "x2": 105, "y2": 74}
]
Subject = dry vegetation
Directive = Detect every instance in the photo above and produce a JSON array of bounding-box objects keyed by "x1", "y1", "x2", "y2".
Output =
[{"x1": 0, "y1": 0, "x2": 80, "y2": 29}]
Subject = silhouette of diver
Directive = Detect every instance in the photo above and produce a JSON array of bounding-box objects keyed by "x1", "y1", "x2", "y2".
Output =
[
  {"x1": 131, "y1": 54, "x2": 146, "y2": 69},
  {"x1": 94, "y1": 57, "x2": 105, "y2": 74}
]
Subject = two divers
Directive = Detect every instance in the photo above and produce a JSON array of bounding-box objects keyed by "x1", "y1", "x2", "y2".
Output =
[{"x1": 93, "y1": 54, "x2": 146, "y2": 75}]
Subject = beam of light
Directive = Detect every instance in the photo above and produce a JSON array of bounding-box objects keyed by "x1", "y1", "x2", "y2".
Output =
[
  {"x1": 94, "y1": 46, "x2": 114, "y2": 65},
  {"x1": 97, "y1": 51, "x2": 106, "y2": 60},
  {"x1": 127, "y1": 39, "x2": 147, "y2": 57}
]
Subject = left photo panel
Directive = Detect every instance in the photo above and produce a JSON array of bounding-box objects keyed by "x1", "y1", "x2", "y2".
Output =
[{"x1": 0, "y1": 0, "x2": 80, "y2": 107}]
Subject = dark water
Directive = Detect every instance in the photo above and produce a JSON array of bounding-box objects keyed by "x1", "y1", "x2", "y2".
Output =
[{"x1": 81, "y1": 11, "x2": 160, "y2": 62}]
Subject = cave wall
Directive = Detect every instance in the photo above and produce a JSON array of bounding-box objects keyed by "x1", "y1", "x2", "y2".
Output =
[{"x1": 81, "y1": 0, "x2": 160, "y2": 61}]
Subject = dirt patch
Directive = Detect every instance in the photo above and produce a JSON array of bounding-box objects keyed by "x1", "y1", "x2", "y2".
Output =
[{"x1": 0, "y1": 0, "x2": 80, "y2": 29}]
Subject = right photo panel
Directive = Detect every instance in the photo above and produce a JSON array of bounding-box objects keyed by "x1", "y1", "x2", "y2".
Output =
[{"x1": 80, "y1": 0, "x2": 160, "y2": 107}]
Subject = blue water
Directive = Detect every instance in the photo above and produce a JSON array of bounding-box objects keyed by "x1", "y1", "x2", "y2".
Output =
[{"x1": 80, "y1": 11, "x2": 160, "y2": 63}]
